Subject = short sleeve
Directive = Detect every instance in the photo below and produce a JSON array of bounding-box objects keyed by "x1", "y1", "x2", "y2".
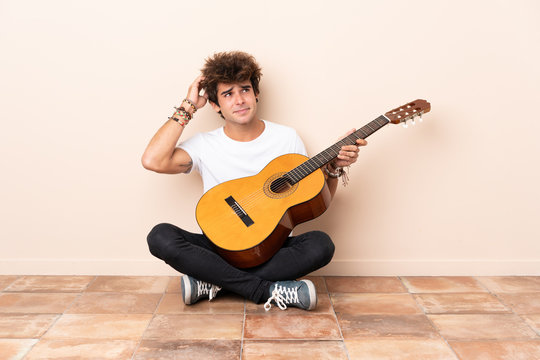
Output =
[
  {"x1": 294, "y1": 132, "x2": 308, "y2": 157},
  {"x1": 177, "y1": 134, "x2": 203, "y2": 174}
]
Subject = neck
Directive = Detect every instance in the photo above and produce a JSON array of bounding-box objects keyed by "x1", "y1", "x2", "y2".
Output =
[{"x1": 223, "y1": 118, "x2": 265, "y2": 142}]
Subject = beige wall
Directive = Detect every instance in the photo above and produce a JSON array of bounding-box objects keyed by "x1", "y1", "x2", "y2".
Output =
[{"x1": 1, "y1": 0, "x2": 539, "y2": 275}]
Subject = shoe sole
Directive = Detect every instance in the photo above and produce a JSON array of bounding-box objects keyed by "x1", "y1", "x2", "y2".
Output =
[
  {"x1": 301, "y1": 279, "x2": 317, "y2": 310},
  {"x1": 181, "y1": 275, "x2": 192, "y2": 305}
]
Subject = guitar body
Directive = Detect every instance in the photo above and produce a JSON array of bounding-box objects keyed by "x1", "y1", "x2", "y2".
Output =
[{"x1": 196, "y1": 153, "x2": 332, "y2": 268}]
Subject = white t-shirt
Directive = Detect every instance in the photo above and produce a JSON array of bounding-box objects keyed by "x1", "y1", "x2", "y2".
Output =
[{"x1": 179, "y1": 120, "x2": 307, "y2": 193}]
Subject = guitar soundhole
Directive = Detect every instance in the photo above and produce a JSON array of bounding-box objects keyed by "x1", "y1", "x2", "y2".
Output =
[
  {"x1": 270, "y1": 177, "x2": 292, "y2": 193},
  {"x1": 264, "y1": 173, "x2": 298, "y2": 199}
]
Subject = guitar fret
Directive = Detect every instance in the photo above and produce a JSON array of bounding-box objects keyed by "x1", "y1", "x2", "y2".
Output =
[{"x1": 286, "y1": 115, "x2": 390, "y2": 184}]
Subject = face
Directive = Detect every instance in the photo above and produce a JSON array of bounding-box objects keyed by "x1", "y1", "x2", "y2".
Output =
[{"x1": 211, "y1": 80, "x2": 259, "y2": 125}]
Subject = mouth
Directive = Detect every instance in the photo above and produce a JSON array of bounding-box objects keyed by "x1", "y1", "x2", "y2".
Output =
[{"x1": 234, "y1": 108, "x2": 249, "y2": 114}]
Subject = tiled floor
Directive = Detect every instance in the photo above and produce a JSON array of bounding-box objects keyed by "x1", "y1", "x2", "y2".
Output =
[{"x1": 0, "y1": 275, "x2": 539, "y2": 359}]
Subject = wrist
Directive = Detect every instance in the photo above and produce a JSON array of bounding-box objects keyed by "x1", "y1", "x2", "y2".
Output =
[
  {"x1": 182, "y1": 98, "x2": 198, "y2": 115},
  {"x1": 327, "y1": 161, "x2": 339, "y2": 172},
  {"x1": 324, "y1": 163, "x2": 343, "y2": 178}
]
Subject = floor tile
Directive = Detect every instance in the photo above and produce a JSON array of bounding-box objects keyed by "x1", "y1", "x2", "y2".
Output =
[
  {"x1": 477, "y1": 276, "x2": 540, "y2": 293},
  {"x1": 134, "y1": 339, "x2": 241, "y2": 360},
  {"x1": 157, "y1": 293, "x2": 244, "y2": 314},
  {"x1": 496, "y1": 293, "x2": 540, "y2": 314},
  {"x1": 302, "y1": 276, "x2": 327, "y2": 293},
  {"x1": 337, "y1": 314, "x2": 439, "y2": 339},
  {"x1": 245, "y1": 293, "x2": 333, "y2": 315},
  {"x1": 144, "y1": 314, "x2": 243, "y2": 340},
  {"x1": 25, "y1": 339, "x2": 138, "y2": 359},
  {"x1": 43, "y1": 314, "x2": 152, "y2": 340},
  {"x1": 4, "y1": 276, "x2": 94, "y2": 292},
  {"x1": 0, "y1": 314, "x2": 59, "y2": 338},
  {"x1": 242, "y1": 340, "x2": 348, "y2": 359},
  {"x1": 401, "y1": 276, "x2": 486, "y2": 293},
  {"x1": 0, "y1": 276, "x2": 19, "y2": 291},
  {"x1": 67, "y1": 292, "x2": 162, "y2": 314},
  {"x1": 85, "y1": 276, "x2": 169, "y2": 293},
  {"x1": 325, "y1": 276, "x2": 406, "y2": 293},
  {"x1": 166, "y1": 276, "x2": 181, "y2": 293},
  {"x1": 244, "y1": 314, "x2": 341, "y2": 340},
  {"x1": 0, "y1": 293, "x2": 79, "y2": 314},
  {"x1": 0, "y1": 339, "x2": 37, "y2": 360},
  {"x1": 331, "y1": 293, "x2": 422, "y2": 315},
  {"x1": 523, "y1": 314, "x2": 540, "y2": 335},
  {"x1": 345, "y1": 339, "x2": 457, "y2": 360},
  {"x1": 449, "y1": 340, "x2": 540, "y2": 360},
  {"x1": 414, "y1": 293, "x2": 510, "y2": 314},
  {"x1": 429, "y1": 314, "x2": 538, "y2": 340}
]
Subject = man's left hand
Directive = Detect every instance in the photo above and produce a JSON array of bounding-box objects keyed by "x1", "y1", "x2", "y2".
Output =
[{"x1": 332, "y1": 129, "x2": 367, "y2": 168}]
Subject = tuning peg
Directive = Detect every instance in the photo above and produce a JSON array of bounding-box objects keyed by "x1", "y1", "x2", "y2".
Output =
[
  {"x1": 418, "y1": 114, "x2": 423, "y2": 122},
  {"x1": 402, "y1": 121, "x2": 408, "y2": 128},
  {"x1": 411, "y1": 118, "x2": 416, "y2": 125}
]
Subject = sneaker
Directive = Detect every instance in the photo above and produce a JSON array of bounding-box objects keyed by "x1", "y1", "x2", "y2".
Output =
[
  {"x1": 263, "y1": 279, "x2": 317, "y2": 311},
  {"x1": 181, "y1": 275, "x2": 221, "y2": 305}
]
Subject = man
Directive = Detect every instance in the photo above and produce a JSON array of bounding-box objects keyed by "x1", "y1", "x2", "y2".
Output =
[{"x1": 142, "y1": 51, "x2": 366, "y2": 311}]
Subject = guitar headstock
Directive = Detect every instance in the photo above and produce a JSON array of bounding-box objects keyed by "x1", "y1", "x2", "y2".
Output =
[{"x1": 384, "y1": 99, "x2": 431, "y2": 128}]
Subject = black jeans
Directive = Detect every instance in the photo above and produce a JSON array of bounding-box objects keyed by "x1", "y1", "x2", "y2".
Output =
[{"x1": 147, "y1": 223, "x2": 335, "y2": 303}]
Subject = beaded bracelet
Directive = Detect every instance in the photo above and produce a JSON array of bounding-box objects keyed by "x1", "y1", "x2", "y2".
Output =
[
  {"x1": 182, "y1": 98, "x2": 197, "y2": 113},
  {"x1": 168, "y1": 115, "x2": 189, "y2": 126},
  {"x1": 174, "y1": 106, "x2": 192, "y2": 121},
  {"x1": 169, "y1": 106, "x2": 191, "y2": 126}
]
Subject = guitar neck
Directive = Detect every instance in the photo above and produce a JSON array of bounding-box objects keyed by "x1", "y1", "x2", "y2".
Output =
[{"x1": 286, "y1": 115, "x2": 390, "y2": 184}]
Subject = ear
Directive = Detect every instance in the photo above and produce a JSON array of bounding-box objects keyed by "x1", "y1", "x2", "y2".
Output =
[{"x1": 210, "y1": 100, "x2": 221, "y2": 113}]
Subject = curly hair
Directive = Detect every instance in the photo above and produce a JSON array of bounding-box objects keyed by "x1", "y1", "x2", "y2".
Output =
[{"x1": 200, "y1": 51, "x2": 262, "y2": 106}]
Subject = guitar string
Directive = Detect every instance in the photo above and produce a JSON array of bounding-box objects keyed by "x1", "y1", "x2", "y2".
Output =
[
  {"x1": 203, "y1": 173, "x2": 296, "y2": 225},
  {"x1": 229, "y1": 129, "x2": 364, "y2": 208},
  {"x1": 203, "y1": 118, "x2": 396, "y2": 229},
  {"x1": 214, "y1": 155, "x2": 324, "y2": 214},
  {"x1": 232, "y1": 162, "x2": 324, "y2": 209},
  {"x1": 207, "y1": 134, "x2": 360, "y2": 224},
  {"x1": 206, "y1": 169, "x2": 318, "y2": 225},
  {"x1": 208, "y1": 146, "x2": 345, "y2": 224},
  {"x1": 206, "y1": 129, "x2": 373, "y2": 222}
]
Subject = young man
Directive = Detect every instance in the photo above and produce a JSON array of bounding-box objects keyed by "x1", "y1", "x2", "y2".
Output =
[{"x1": 142, "y1": 51, "x2": 366, "y2": 311}]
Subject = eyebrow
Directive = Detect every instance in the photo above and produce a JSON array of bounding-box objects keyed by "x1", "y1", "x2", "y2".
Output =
[
  {"x1": 220, "y1": 85, "x2": 252, "y2": 96},
  {"x1": 220, "y1": 87, "x2": 233, "y2": 96}
]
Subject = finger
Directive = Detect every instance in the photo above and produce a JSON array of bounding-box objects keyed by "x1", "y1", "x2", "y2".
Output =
[
  {"x1": 341, "y1": 144, "x2": 360, "y2": 151},
  {"x1": 187, "y1": 76, "x2": 205, "y2": 102},
  {"x1": 356, "y1": 139, "x2": 367, "y2": 146},
  {"x1": 338, "y1": 150, "x2": 358, "y2": 159}
]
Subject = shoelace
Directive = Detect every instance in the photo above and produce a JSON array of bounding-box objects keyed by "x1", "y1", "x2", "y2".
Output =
[
  {"x1": 264, "y1": 283, "x2": 299, "y2": 311},
  {"x1": 197, "y1": 281, "x2": 222, "y2": 301}
]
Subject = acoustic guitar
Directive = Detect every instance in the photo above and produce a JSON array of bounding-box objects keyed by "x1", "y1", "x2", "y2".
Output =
[{"x1": 196, "y1": 99, "x2": 431, "y2": 268}]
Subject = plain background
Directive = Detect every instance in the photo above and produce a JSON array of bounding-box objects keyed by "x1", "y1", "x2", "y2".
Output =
[{"x1": 1, "y1": 0, "x2": 539, "y2": 275}]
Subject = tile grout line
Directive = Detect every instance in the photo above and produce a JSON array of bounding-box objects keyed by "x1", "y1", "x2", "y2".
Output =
[
  {"x1": 474, "y1": 276, "x2": 540, "y2": 338},
  {"x1": 239, "y1": 299, "x2": 246, "y2": 359},
  {"x1": 18, "y1": 275, "x2": 99, "y2": 359},
  {"x1": 397, "y1": 275, "x2": 462, "y2": 360},
  {"x1": 0, "y1": 275, "x2": 22, "y2": 292},
  {"x1": 324, "y1": 276, "x2": 351, "y2": 360},
  {"x1": 130, "y1": 277, "x2": 170, "y2": 359}
]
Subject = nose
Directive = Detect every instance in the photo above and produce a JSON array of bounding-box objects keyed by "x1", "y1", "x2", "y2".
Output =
[{"x1": 233, "y1": 92, "x2": 245, "y2": 104}]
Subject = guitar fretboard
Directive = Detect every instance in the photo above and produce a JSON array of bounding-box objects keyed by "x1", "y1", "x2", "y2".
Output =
[{"x1": 286, "y1": 115, "x2": 390, "y2": 184}]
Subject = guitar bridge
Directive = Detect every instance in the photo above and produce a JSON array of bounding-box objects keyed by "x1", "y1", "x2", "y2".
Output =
[{"x1": 225, "y1": 196, "x2": 254, "y2": 227}]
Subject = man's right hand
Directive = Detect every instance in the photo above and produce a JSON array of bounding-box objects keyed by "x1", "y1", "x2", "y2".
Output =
[{"x1": 186, "y1": 76, "x2": 209, "y2": 111}]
